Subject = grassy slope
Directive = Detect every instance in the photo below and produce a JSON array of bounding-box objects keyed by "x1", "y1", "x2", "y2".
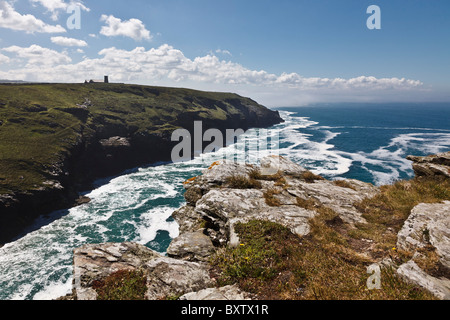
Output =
[{"x1": 0, "y1": 83, "x2": 269, "y2": 195}]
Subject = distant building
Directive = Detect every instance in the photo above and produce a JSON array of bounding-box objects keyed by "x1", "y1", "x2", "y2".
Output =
[{"x1": 84, "y1": 76, "x2": 109, "y2": 83}]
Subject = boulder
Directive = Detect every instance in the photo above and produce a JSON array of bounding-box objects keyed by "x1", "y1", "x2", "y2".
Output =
[
  {"x1": 145, "y1": 255, "x2": 214, "y2": 300},
  {"x1": 167, "y1": 231, "x2": 215, "y2": 262},
  {"x1": 260, "y1": 155, "x2": 307, "y2": 177},
  {"x1": 172, "y1": 205, "x2": 205, "y2": 234},
  {"x1": 397, "y1": 201, "x2": 450, "y2": 268},
  {"x1": 73, "y1": 242, "x2": 213, "y2": 300}
]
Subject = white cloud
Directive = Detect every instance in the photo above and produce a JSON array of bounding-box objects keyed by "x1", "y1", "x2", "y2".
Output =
[
  {"x1": 51, "y1": 36, "x2": 87, "y2": 47},
  {"x1": 0, "y1": 52, "x2": 10, "y2": 63},
  {"x1": 215, "y1": 49, "x2": 232, "y2": 56},
  {"x1": 30, "y1": 0, "x2": 90, "y2": 20},
  {"x1": 2, "y1": 44, "x2": 71, "y2": 66},
  {"x1": 100, "y1": 15, "x2": 152, "y2": 41},
  {"x1": 0, "y1": 44, "x2": 425, "y2": 105},
  {"x1": 0, "y1": 0, "x2": 66, "y2": 33}
]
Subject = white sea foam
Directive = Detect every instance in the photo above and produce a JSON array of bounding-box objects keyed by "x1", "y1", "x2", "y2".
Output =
[
  {"x1": 137, "y1": 206, "x2": 180, "y2": 246},
  {"x1": 32, "y1": 277, "x2": 73, "y2": 301},
  {"x1": 1, "y1": 108, "x2": 449, "y2": 300}
]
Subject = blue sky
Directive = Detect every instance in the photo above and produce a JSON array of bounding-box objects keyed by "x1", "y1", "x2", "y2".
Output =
[{"x1": 1, "y1": 0, "x2": 449, "y2": 106}]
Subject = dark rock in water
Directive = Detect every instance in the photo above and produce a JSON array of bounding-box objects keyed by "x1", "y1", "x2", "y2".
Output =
[{"x1": 74, "y1": 196, "x2": 91, "y2": 207}]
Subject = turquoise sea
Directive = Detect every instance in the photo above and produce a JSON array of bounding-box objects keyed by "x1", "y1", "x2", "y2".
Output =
[{"x1": 0, "y1": 103, "x2": 449, "y2": 300}]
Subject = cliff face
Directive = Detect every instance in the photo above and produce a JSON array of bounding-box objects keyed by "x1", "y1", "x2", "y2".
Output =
[
  {"x1": 70, "y1": 153, "x2": 450, "y2": 300},
  {"x1": 0, "y1": 83, "x2": 283, "y2": 244}
]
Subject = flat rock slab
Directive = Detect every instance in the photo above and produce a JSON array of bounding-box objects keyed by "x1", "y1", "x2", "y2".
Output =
[
  {"x1": 180, "y1": 285, "x2": 252, "y2": 300},
  {"x1": 397, "y1": 201, "x2": 450, "y2": 268},
  {"x1": 397, "y1": 260, "x2": 450, "y2": 300}
]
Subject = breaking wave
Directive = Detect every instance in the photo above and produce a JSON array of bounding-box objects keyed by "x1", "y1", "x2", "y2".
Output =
[{"x1": 1, "y1": 104, "x2": 449, "y2": 300}]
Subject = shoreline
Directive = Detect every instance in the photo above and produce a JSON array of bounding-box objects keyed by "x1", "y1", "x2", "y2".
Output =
[{"x1": 0, "y1": 83, "x2": 284, "y2": 245}]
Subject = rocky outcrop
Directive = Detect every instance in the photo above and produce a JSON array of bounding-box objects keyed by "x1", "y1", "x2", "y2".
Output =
[
  {"x1": 171, "y1": 157, "x2": 379, "y2": 252},
  {"x1": 70, "y1": 154, "x2": 449, "y2": 300},
  {"x1": 71, "y1": 156, "x2": 379, "y2": 300},
  {"x1": 73, "y1": 242, "x2": 214, "y2": 300},
  {"x1": 397, "y1": 261, "x2": 450, "y2": 300},
  {"x1": 407, "y1": 152, "x2": 450, "y2": 179},
  {"x1": 396, "y1": 201, "x2": 450, "y2": 299},
  {"x1": 72, "y1": 242, "x2": 254, "y2": 301}
]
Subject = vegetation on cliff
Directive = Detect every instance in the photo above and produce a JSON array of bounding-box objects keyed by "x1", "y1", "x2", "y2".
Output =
[
  {"x1": 0, "y1": 83, "x2": 282, "y2": 243},
  {"x1": 0, "y1": 83, "x2": 280, "y2": 195}
]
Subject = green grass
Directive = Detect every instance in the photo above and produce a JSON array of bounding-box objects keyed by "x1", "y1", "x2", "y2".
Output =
[{"x1": 210, "y1": 220, "x2": 302, "y2": 294}]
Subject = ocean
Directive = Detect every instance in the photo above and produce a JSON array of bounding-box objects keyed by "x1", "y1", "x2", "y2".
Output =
[{"x1": 0, "y1": 103, "x2": 449, "y2": 300}]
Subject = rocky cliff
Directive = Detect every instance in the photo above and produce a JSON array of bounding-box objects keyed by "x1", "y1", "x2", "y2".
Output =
[
  {"x1": 0, "y1": 83, "x2": 283, "y2": 244},
  {"x1": 69, "y1": 152, "x2": 450, "y2": 300}
]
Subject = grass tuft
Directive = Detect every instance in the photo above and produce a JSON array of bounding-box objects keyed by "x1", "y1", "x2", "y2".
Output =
[
  {"x1": 92, "y1": 269, "x2": 147, "y2": 300},
  {"x1": 333, "y1": 179, "x2": 357, "y2": 191},
  {"x1": 300, "y1": 171, "x2": 325, "y2": 183},
  {"x1": 263, "y1": 188, "x2": 282, "y2": 206},
  {"x1": 225, "y1": 175, "x2": 262, "y2": 189}
]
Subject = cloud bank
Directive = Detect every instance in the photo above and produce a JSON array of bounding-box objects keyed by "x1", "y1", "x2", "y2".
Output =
[{"x1": 0, "y1": 43, "x2": 425, "y2": 106}]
